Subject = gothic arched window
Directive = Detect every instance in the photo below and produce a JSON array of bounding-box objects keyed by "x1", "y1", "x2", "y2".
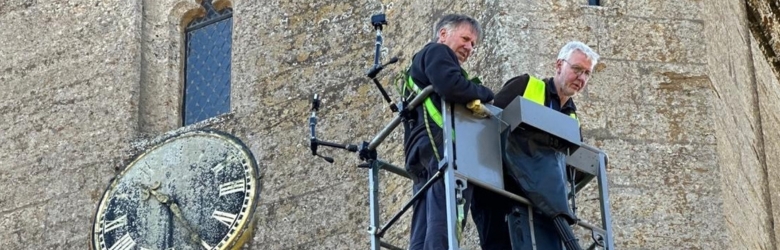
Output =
[{"x1": 183, "y1": 0, "x2": 233, "y2": 126}]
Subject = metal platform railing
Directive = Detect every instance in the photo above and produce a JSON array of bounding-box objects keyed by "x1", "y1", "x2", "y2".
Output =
[{"x1": 350, "y1": 87, "x2": 614, "y2": 250}]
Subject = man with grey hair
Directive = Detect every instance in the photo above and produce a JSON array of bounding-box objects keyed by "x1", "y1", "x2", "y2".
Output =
[
  {"x1": 401, "y1": 13, "x2": 494, "y2": 250},
  {"x1": 470, "y1": 41, "x2": 599, "y2": 250}
]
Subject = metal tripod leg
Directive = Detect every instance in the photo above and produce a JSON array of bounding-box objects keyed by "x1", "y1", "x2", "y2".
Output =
[
  {"x1": 370, "y1": 160, "x2": 447, "y2": 250},
  {"x1": 362, "y1": 86, "x2": 433, "y2": 250},
  {"x1": 368, "y1": 160, "x2": 381, "y2": 250},
  {"x1": 377, "y1": 170, "x2": 443, "y2": 238}
]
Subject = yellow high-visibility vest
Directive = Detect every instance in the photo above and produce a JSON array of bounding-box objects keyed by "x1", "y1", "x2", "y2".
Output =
[{"x1": 522, "y1": 76, "x2": 579, "y2": 122}]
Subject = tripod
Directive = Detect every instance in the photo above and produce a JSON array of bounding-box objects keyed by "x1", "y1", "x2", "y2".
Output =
[{"x1": 306, "y1": 12, "x2": 614, "y2": 250}]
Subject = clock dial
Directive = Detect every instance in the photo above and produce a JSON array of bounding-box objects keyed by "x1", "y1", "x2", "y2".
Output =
[{"x1": 91, "y1": 130, "x2": 260, "y2": 250}]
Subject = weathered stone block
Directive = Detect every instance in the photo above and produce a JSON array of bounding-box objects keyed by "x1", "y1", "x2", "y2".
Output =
[
  {"x1": 602, "y1": 0, "x2": 704, "y2": 21},
  {"x1": 601, "y1": 17, "x2": 705, "y2": 63}
]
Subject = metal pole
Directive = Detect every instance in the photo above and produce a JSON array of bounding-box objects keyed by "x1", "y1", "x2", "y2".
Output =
[
  {"x1": 377, "y1": 171, "x2": 443, "y2": 237},
  {"x1": 368, "y1": 160, "x2": 381, "y2": 250},
  {"x1": 368, "y1": 86, "x2": 434, "y2": 150},
  {"x1": 380, "y1": 241, "x2": 404, "y2": 250},
  {"x1": 375, "y1": 159, "x2": 410, "y2": 179},
  {"x1": 598, "y1": 152, "x2": 614, "y2": 249},
  {"x1": 365, "y1": 86, "x2": 431, "y2": 249},
  {"x1": 574, "y1": 175, "x2": 595, "y2": 193},
  {"x1": 468, "y1": 179, "x2": 533, "y2": 206},
  {"x1": 441, "y1": 101, "x2": 460, "y2": 249},
  {"x1": 373, "y1": 29, "x2": 383, "y2": 68}
]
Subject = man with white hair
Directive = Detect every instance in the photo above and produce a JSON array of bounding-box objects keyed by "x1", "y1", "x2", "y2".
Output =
[{"x1": 470, "y1": 41, "x2": 599, "y2": 250}]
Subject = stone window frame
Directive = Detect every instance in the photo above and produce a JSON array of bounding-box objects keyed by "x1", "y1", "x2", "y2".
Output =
[
  {"x1": 138, "y1": 0, "x2": 234, "y2": 135},
  {"x1": 181, "y1": 0, "x2": 234, "y2": 126}
]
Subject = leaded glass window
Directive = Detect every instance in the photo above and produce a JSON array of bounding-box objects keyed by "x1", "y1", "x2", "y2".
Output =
[{"x1": 183, "y1": 1, "x2": 233, "y2": 126}]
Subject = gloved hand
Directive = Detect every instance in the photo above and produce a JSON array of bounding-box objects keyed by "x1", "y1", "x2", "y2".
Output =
[{"x1": 467, "y1": 99, "x2": 490, "y2": 118}]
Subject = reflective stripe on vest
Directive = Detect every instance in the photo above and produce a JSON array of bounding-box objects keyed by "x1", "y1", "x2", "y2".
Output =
[
  {"x1": 523, "y1": 76, "x2": 579, "y2": 122},
  {"x1": 406, "y1": 75, "x2": 445, "y2": 128},
  {"x1": 405, "y1": 69, "x2": 474, "y2": 128}
]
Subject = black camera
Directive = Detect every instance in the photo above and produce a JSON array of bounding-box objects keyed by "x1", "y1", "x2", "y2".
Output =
[{"x1": 371, "y1": 14, "x2": 387, "y2": 28}]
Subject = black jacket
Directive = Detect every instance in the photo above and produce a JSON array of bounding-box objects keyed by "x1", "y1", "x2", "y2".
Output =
[
  {"x1": 494, "y1": 74, "x2": 580, "y2": 223},
  {"x1": 403, "y1": 43, "x2": 494, "y2": 166}
]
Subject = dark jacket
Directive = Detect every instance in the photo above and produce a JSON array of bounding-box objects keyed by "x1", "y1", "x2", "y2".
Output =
[
  {"x1": 403, "y1": 42, "x2": 495, "y2": 168},
  {"x1": 493, "y1": 74, "x2": 580, "y2": 223}
]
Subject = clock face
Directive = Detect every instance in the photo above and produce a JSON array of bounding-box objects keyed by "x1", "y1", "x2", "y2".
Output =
[{"x1": 91, "y1": 130, "x2": 260, "y2": 250}]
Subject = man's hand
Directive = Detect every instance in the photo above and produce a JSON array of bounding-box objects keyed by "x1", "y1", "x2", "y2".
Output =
[{"x1": 467, "y1": 99, "x2": 490, "y2": 118}]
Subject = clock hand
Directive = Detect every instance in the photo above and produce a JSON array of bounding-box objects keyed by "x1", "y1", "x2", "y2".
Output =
[
  {"x1": 142, "y1": 184, "x2": 205, "y2": 245},
  {"x1": 167, "y1": 198, "x2": 205, "y2": 245}
]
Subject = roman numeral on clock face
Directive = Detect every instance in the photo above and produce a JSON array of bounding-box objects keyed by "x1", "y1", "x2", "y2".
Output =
[
  {"x1": 201, "y1": 240, "x2": 213, "y2": 249},
  {"x1": 104, "y1": 214, "x2": 127, "y2": 233},
  {"x1": 212, "y1": 210, "x2": 238, "y2": 227},
  {"x1": 218, "y1": 179, "x2": 245, "y2": 196},
  {"x1": 212, "y1": 160, "x2": 227, "y2": 174},
  {"x1": 212, "y1": 154, "x2": 238, "y2": 174},
  {"x1": 108, "y1": 233, "x2": 136, "y2": 250}
]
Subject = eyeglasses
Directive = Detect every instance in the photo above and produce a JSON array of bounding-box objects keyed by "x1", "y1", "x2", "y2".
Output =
[{"x1": 563, "y1": 59, "x2": 592, "y2": 79}]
